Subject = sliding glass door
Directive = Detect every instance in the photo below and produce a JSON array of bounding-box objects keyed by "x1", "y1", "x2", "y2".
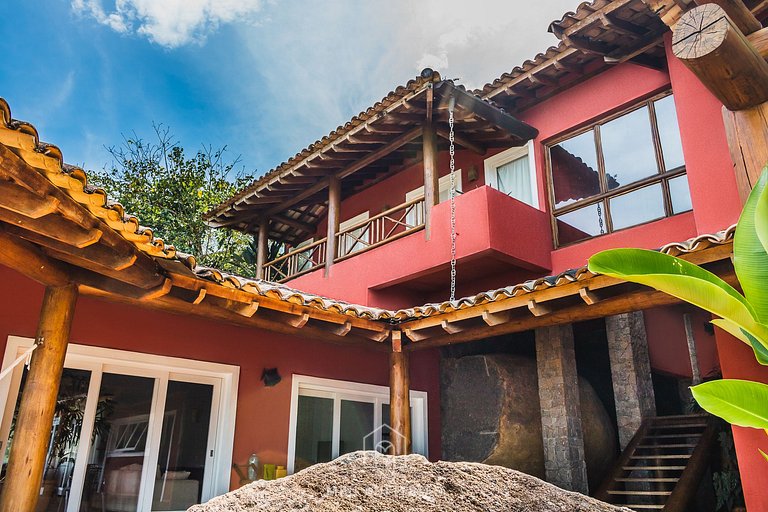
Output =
[
  {"x1": 288, "y1": 375, "x2": 428, "y2": 474},
  {"x1": 0, "y1": 339, "x2": 236, "y2": 512}
]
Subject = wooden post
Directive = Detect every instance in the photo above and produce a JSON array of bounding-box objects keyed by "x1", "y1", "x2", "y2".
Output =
[
  {"x1": 422, "y1": 121, "x2": 439, "y2": 241},
  {"x1": 0, "y1": 284, "x2": 78, "y2": 512},
  {"x1": 695, "y1": 0, "x2": 762, "y2": 35},
  {"x1": 722, "y1": 102, "x2": 768, "y2": 202},
  {"x1": 325, "y1": 175, "x2": 341, "y2": 275},
  {"x1": 256, "y1": 217, "x2": 269, "y2": 279},
  {"x1": 672, "y1": 4, "x2": 768, "y2": 111},
  {"x1": 683, "y1": 313, "x2": 702, "y2": 385},
  {"x1": 389, "y1": 331, "x2": 411, "y2": 455}
]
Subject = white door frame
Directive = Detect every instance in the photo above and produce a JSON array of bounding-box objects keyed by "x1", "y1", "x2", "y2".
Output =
[
  {"x1": 0, "y1": 336, "x2": 240, "y2": 511},
  {"x1": 286, "y1": 374, "x2": 428, "y2": 474}
]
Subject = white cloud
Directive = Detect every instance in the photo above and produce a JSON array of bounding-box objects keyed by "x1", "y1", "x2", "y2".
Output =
[
  {"x1": 223, "y1": 0, "x2": 578, "y2": 173},
  {"x1": 71, "y1": 0, "x2": 263, "y2": 47}
]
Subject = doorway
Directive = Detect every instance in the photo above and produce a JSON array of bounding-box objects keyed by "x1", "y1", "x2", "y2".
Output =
[{"x1": 0, "y1": 337, "x2": 238, "y2": 512}]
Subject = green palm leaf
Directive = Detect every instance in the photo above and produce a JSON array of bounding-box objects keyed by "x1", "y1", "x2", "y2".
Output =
[
  {"x1": 588, "y1": 249, "x2": 767, "y2": 340},
  {"x1": 734, "y1": 170, "x2": 768, "y2": 323},
  {"x1": 690, "y1": 380, "x2": 768, "y2": 429},
  {"x1": 755, "y1": 170, "x2": 768, "y2": 255}
]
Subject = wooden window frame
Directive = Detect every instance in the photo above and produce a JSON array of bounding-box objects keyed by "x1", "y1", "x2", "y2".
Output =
[{"x1": 545, "y1": 91, "x2": 689, "y2": 248}]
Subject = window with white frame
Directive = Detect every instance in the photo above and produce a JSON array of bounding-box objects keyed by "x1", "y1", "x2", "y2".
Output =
[
  {"x1": 0, "y1": 337, "x2": 239, "y2": 512},
  {"x1": 484, "y1": 140, "x2": 538, "y2": 208},
  {"x1": 287, "y1": 375, "x2": 428, "y2": 474},
  {"x1": 405, "y1": 173, "x2": 463, "y2": 226},
  {"x1": 338, "y1": 211, "x2": 370, "y2": 257}
]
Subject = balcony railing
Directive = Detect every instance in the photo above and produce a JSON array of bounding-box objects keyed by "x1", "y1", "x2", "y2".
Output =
[
  {"x1": 263, "y1": 198, "x2": 425, "y2": 283},
  {"x1": 263, "y1": 238, "x2": 327, "y2": 282}
]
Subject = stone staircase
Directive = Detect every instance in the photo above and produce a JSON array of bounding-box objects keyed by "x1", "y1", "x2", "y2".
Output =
[{"x1": 595, "y1": 414, "x2": 716, "y2": 511}]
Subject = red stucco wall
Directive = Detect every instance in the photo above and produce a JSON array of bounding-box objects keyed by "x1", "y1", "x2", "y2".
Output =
[
  {"x1": 714, "y1": 327, "x2": 768, "y2": 512},
  {"x1": 644, "y1": 306, "x2": 719, "y2": 379},
  {"x1": 291, "y1": 186, "x2": 552, "y2": 308},
  {"x1": 0, "y1": 265, "x2": 441, "y2": 490}
]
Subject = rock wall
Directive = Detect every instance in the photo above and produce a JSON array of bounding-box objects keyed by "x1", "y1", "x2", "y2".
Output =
[{"x1": 441, "y1": 354, "x2": 617, "y2": 490}]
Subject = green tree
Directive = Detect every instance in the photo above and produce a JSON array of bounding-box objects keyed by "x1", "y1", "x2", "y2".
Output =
[
  {"x1": 588, "y1": 169, "x2": 768, "y2": 461},
  {"x1": 92, "y1": 125, "x2": 256, "y2": 276}
]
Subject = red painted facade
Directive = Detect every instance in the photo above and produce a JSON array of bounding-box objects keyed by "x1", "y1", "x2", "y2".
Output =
[{"x1": 1, "y1": 29, "x2": 765, "y2": 510}]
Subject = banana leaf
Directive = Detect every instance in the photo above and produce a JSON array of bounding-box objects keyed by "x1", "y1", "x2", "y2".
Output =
[{"x1": 690, "y1": 379, "x2": 768, "y2": 429}]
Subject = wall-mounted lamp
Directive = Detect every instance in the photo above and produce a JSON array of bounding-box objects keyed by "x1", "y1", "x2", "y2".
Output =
[
  {"x1": 468, "y1": 165, "x2": 478, "y2": 182},
  {"x1": 261, "y1": 367, "x2": 282, "y2": 387}
]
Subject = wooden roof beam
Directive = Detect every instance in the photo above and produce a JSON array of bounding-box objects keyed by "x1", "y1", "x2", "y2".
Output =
[
  {"x1": 0, "y1": 206, "x2": 102, "y2": 249},
  {"x1": 550, "y1": 0, "x2": 635, "y2": 39},
  {"x1": 673, "y1": 3, "x2": 768, "y2": 110},
  {"x1": 435, "y1": 126, "x2": 487, "y2": 155},
  {"x1": 264, "y1": 126, "x2": 423, "y2": 216},
  {"x1": 80, "y1": 282, "x2": 387, "y2": 350},
  {"x1": 695, "y1": 0, "x2": 762, "y2": 34},
  {"x1": 272, "y1": 214, "x2": 317, "y2": 234},
  {"x1": 0, "y1": 228, "x2": 71, "y2": 287},
  {"x1": 601, "y1": 12, "x2": 651, "y2": 36}
]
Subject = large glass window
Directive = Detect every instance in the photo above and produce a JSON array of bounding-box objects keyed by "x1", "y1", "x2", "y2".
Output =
[
  {"x1": 547, "y1": 92, "x2": 692, "y2": 246},
  {"x1": 288, "y1": 376, "x2": 428, "y2": 474}
]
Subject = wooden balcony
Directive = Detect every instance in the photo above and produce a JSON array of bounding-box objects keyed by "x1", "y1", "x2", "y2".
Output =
[{"x1": 264, "y1": 198, "x2": 425, "y2": 283}]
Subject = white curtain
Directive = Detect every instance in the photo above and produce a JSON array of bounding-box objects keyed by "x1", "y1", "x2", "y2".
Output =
[{"x1": 496, "y1": 155, "x2": 532, "y2": 204}]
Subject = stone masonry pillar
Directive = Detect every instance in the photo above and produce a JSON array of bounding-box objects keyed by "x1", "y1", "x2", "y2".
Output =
[
  {"x1": 535, "y1": 324, "x2": 589, "y2": 493},
  {"x1": 606, "y1": 311, "x2": 656, "y2": 450}
]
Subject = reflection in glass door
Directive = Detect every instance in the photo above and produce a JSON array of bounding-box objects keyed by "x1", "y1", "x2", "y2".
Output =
[
  {"x1": 0, "y1": 368, "x2": 93, "y2": 512},
  {"x1": 80, "y1": 373, "x2": 155, "y2": 512},
  {"x1": 0, "y1": 340, "x2": 233, "y2": 512},
  {"x1": 151, "y1": 381, "x2": 213, "y2": 511}
]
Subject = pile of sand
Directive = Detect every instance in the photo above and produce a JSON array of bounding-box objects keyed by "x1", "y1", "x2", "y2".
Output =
[{"x1": 191, "y1": 451, "x2": 630, "y2": 511}]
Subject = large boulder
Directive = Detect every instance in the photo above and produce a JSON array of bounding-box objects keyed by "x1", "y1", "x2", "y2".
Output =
[
  {"x1": 190, "y1": 451, "x2": 631, "y2": 512},
  {"x1": 441, "y1": 354, "x2": 617, "y2": 489}
]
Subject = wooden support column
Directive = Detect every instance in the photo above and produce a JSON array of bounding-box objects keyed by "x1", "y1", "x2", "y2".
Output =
[
  {"x1": 672, "y1": 3, "x2": 768, "y2": 202},
  {"x1": 389, "y1": 331, "x2": 411, "y2": 455},
  {"x1": 255, "y1": 217, "x2": 269, "y2": 279},
  {"x1": 325, "y1": 175, "x2": 341, "y2": 275},
  {"x1": 0, "y1": 284, "x2": 78, "y2": 512},
  {"x1": 422, "y1": 120, "x2": 439, "y2": 241},
  {"x1": 695, "y1": 0, "x2": 762, "y2": 34},
  {"x1": 722, "y1": 102, "x2": 768, "y2": 202},
  {"x1": 672, "y1": 4, "x2": 768, "y2": 111}
]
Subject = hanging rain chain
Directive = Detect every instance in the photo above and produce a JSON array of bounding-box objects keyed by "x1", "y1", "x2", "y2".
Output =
[
  {"x1": 597, "y1": 203, "x2": 605, "y2": 235},
  {"x1": 448, "y1": 96, "x2": 457, "y2": 302}
]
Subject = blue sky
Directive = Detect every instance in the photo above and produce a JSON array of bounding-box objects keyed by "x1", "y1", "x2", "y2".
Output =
[{"x1": 0, "y1": 0, "x2": 575, "y2": 179}]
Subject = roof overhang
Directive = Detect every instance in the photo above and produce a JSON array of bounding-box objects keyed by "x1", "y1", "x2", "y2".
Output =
[{"x1": 204, "y1": 70, "x2": 538, "y2": 243}]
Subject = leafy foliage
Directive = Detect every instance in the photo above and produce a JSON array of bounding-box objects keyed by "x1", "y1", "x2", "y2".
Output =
[
  {"x1": 588, "y1": 168, "x2": 768, "y2": 456},
  {"x1": 91, "y1": 125, "x2": 256, "y2": 276}
]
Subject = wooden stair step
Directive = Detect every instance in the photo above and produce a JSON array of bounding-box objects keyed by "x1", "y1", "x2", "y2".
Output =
[
  {"x1": 644, "y1": 433, "x2": 702, "y2": 439},
  {"x1": 607, "y1": 490, "x2": 672, "y2": 496},
  {"x1": 630, "y1": 454, "x2": 692, "y2": 459},
  {"x1": 622, "y1": 465, "x2": 687, "y2": 471},
  {"x1": 636, "y1": 443, "x2": 697, "y2": 449},
  {"x1": 616, "y1": 477, "x2": 680, "y2": 483},
  {"x1": 649, "y1": 423, "x2": 707, "y2": 429},
  {"x1": 651, "y1": 414, "x2": 708, "y2": 421}
]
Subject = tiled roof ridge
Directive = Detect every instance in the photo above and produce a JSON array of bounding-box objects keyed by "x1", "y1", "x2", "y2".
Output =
[{"x1": 182, "y1": 225, "x2": 736, "y2": 322}]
